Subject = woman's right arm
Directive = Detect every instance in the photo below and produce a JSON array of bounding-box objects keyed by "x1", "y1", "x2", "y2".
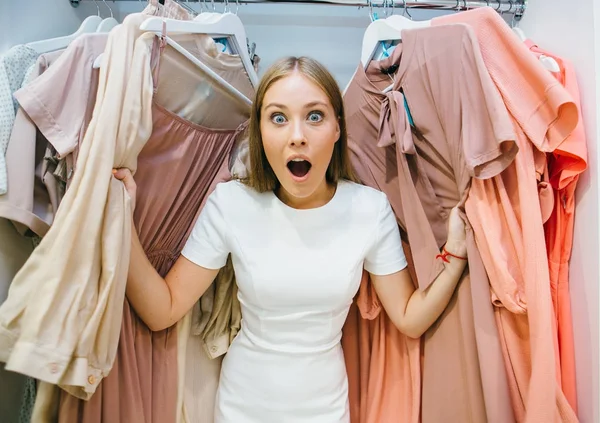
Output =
[
  {"x1": 115, "y1": 168, "x2": 220, "y2": 332},
  {"x1": 126, "y1": 228, "x2": 219, "y2": 331}
]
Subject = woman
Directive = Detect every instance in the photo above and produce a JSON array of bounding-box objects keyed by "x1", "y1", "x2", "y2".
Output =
[{"x1": 114, "y1": 56, "x2": 467, "y2": 422}]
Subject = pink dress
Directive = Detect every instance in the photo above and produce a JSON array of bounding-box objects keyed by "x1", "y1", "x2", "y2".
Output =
[{"x1": 436, "y1": 8, "x2": 580, "y2": 422}]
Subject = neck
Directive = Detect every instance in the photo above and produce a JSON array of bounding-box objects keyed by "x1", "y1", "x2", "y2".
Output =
[{"x1": 276, "y1": 180, "x2": 337, "y2": 210}]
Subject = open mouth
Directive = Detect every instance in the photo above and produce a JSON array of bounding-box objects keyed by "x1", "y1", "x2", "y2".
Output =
[{"x1": 286, "y1": 158, "x2": 312, "y2": 179}]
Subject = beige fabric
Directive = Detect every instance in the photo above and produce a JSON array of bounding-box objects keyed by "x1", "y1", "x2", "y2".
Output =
[
  {"x1": 143, "y1": 0, "x2": 193, "y2": 19},
  {"x1": 31, "y1": 381, "x2": 59, "y2": 423},
  {"x1": 14, "y1": 35, "x2": 107, "y2": 422},
  {"x1": 0, "y1": 14, "x2": 153, "y2": 399},
  {"x1": 182, "y1": 305, "x2": 223, "y2": 423},
  {"x1": 197, "y1": 256, "x2": 242, "y2": 358}
]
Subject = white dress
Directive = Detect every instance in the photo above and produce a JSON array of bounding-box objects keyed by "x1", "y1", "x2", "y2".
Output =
[{"x1": 181, "y1": 180, "x2": 407, "y2": 423}]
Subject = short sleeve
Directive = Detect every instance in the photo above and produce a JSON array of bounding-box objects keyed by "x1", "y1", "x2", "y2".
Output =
[
  {"x1": 13, "y1": 34, "x2": 108, "y2": 159},
  {"x1": 436, "y1": 9, "x2": 577, "y2": 155},
  {"x1": 181, "y1": 185, "x2": 230, "y2": 270},
  {"x1": 364, "y1": 194, "x2": 408, "y2": 275}
]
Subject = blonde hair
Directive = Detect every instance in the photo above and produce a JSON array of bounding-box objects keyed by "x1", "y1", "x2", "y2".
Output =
[{"x1": 241, "y1": 56, "x2": 357, "y2": 192}]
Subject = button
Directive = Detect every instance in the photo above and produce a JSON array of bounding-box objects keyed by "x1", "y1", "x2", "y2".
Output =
[
  {"x1": 49, "y1": 363, "x2": 59, "y2": 374},
  {"x1": 88, "y1": 375, "x2": 96, "y2": 385},
  {"x1": 210, "y1": 346, "x2": 218, "y2": 353}
]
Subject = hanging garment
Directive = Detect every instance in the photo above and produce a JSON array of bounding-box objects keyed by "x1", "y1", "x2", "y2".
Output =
[
  {"x1": 143, "y1": 0, "x2": 193, "y2": 19},
  {"x1": 57, "y1": 31, "x2": 252, "y2": 423},
  {"x1": 435, "y1": 8, "x2": 579, "y2": 423},
  {"x1": 151, "y1": 32, "x2": 254, "y2": 423},
  {"x1": 0, "y1": 43, "x2": 63, "y2": 304},
  {"x1": 0, "y1": 44, "x2": 38, "y2": 195},
  {"x1": 342, "y1": 56, "x2": 421, "y2": 423},
  {"x1": 0, "y1": 13, "x2": 152, "y2": 398},
  {"x1": 58, "y1": 98, "x2": 245, "y2": 423},
  {"x1": 0, "y1": 43, "x2": 97, "y2": 423},
  {"x1": 525, "y1": 40, "x2": 587, "y2": 414},
  {"x1": 180, "y1": 178, "x2": 407, "y2": 423},
  {"x1": 341, "y1": 244, "x2": 419, "y2": 423},
  {"x1": 344, "y1": 24, "x2": 517, "y2": 423},
  {"x1": 0, "y1": 35, "x2": 106, "y2": 239}
]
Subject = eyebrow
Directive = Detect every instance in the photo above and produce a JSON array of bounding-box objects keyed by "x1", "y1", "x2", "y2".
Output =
[{"x1": 263, "y1": 101, "x2": 330, "y2": 111}]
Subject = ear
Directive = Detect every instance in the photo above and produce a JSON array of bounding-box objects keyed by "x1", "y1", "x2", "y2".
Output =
[{"x1": 334, "y1": 117, "x2": 341, "y2": 143}]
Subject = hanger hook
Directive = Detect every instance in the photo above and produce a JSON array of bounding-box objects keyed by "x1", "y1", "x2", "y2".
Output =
[
  {"x1": 92, "y1": 0, "x2": 101, "y2": 17},
  {"x1": 101, "y1": 0, "x2": 114, "y2": 18},
  {"x1": 509, "y1": 1, "x2": 518, "y2": 26},
  {"x1": 186, "y1": 0, "x2": 198, "y2": 16},
  {"x1": 402, "y1": 0, "x2": 412, "y2": 19}
]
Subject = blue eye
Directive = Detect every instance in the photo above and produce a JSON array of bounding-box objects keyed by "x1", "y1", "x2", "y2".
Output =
[
  {"x1": 308, "y1": 111, "x2": 324, "y2": 123},
  {"x1": 271, "y1": 113, "x2": 287, "y2": 124}
]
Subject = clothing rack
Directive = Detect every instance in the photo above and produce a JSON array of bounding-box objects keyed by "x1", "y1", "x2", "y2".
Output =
[{"x1": 70, "y1": 0, "x2": 527, "y2": 19}]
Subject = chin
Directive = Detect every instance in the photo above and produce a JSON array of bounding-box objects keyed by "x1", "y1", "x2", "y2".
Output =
[{"x1": 280, "y1": 179, "x2": 316, "y2": 198}]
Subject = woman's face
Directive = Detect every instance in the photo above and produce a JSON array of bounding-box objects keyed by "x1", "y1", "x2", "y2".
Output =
[{"x1": 260, "y1": 72, "x2": 340, "y2": 206}]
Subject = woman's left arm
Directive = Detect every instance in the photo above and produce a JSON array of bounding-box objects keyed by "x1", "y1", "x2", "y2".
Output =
[{"x1": 370, "y1": 207, "x2": 467, "y2": 339}]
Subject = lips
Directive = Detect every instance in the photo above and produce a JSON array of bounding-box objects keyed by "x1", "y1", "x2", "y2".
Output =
[{"x1": 286, "y1": 156, "x2": 312, "y2": 179}]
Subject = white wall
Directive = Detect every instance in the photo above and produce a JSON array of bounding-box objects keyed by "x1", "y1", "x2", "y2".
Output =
[
  {"x1": 0, "y1": 0, "x2": 106, "y2": 53},
  {"x1": 520, "y1": 1, "x2": 600, "y2": 422}
]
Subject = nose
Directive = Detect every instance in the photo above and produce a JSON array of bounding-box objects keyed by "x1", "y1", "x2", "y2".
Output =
[{"x1": 289, "y1": 119, "x2": 307, "y2": 147}]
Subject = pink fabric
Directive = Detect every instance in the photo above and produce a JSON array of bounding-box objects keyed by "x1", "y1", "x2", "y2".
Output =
[
  {"x1": 525, "y1": 39, "x2": 588, "y2": 415},
  {"x1": 57, "y1": 101, "x2": 242, "y2": 423},
  {"x1": 435, "y1": 7, "x2": 579, "y2": 423},
  {"x1": 343, "y1": 23, "x2": 516, "y2": 423}
]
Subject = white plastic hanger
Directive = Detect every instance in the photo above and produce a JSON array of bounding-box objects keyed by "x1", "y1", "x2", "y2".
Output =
[
  {"x1": 193, "y1": 12, "x2": 258, "y2": 85},
  {"x1": 511, "y1": 26, "x2": 560, "y2": 72},
  {"x1": 361, "y1": 0, "x2": 430, "y2": 69},
  {"x1": 26, "y1": 15, "x2": 102, "y2": 54},
  {"x1": 139, "y1": 19, "x2": 252, "y2": 107},
  {"x1": 96, "y1": 0, "x2": 119, "y2": 33},
  {"x1": 361, "y1": 19, "x2": 402, "y2": 68},
  {"x1": 538, "y1": 54, "x2": 561, "y2": 73},
  {"x1": 512, "y1": 27, "x2": 527, "y2": 42},
  {"x1": 140, "y1": 11, "x2": 258, "y2": 86}
]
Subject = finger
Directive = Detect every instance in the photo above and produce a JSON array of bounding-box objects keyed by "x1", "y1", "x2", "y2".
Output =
[
  {"x1": 113, "y1": 169, "x2": 136, "y2": 191},
  {"x1": 112, "y1": 168, "x2": 132, "y2": 180}
]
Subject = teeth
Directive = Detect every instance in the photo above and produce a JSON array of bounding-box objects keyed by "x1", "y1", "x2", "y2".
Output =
[{"x1": 291, "y1": 158, "x2": 306, "y2": 162}]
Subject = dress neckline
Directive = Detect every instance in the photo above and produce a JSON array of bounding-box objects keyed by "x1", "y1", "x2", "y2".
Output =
[
  {"x1": 354, "y1": 29, "x2": 417, "y2": 97},
  {"x1": 271, "y1": 180, "x2": 348, "y2": 215}
]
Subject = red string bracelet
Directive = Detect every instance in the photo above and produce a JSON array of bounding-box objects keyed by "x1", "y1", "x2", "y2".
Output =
[{"x1": 436, "y1": 246, "x2": 468, "y2": 263}]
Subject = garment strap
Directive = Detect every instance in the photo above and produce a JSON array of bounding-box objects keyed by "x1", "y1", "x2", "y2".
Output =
[
  {"x1": 150, "y1": 21, "x2": 168, "y2": 94},
  {"x1": 234, "y1": 119, "x2": 250, "y2": 136}
]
